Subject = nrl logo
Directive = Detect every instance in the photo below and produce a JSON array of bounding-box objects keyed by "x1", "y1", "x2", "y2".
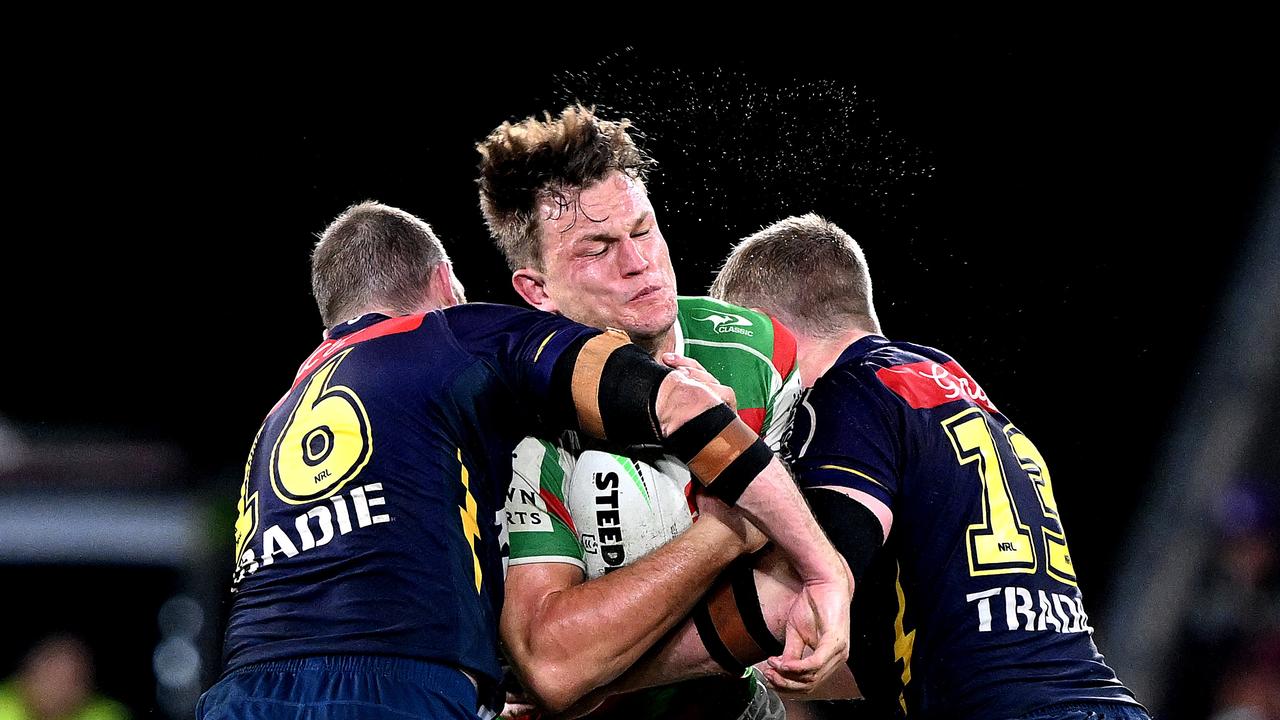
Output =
[{"x1": 692, "y1": 310, "x2": 754, "y2": 337}]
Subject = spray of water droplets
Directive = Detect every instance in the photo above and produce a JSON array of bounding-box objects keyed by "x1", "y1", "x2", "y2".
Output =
[{"x1": 542, "y1": 49, "x2": 936, "y2": 254}]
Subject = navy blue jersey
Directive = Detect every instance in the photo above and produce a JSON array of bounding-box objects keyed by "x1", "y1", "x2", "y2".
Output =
[
  {"x1": 222, "y1": 304, "x2": 599, "y2": 689},
  {"x1": 789, "y1": 335, "x2": 1140, "y2": 719}
]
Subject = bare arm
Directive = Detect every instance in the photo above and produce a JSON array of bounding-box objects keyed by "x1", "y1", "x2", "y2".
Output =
[
  {"x1": 654, "y1": 368, "x2": 854, "y2": 687},
  {"x1": 501, "y1": 499, "x2": 763, "y2": 713},
  {"x1": 557, "y1": 547, "x2": 860, "y2": 718},
  {"x1": 562, "y1": 484, "x2": 892, "y2": 715},
  {"x1": 655, "y1": 364, "x2": 849, "y2": 586},
  {"x1": 561, "y1": 340, "x2": 851, "y2": 691}
]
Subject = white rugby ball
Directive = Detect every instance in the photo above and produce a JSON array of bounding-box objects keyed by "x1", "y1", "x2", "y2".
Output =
[{"x1": 565, "y1": 450, "x2": 695, "y2": 579}]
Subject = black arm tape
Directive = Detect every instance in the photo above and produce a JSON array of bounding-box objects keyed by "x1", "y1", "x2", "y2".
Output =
[
  {"x1": 729, "y1": 554, "x2": 784, "y2": 658},
  {"x1": 693, "y1": 555, "x2": 781, "y2": 675},
  {"x1": 705, "y1": 438, "x2": 774, "y2": 505},
  {"x1": 666, "y1": 404, "x2": 773, "y2": 505},
  {"x1": 596, "y1": 343, "x2": 667, "y2": 446},
  {"x1": 803, "y1": 487, "x2": 884, "y2": 586},
  {"x1": 548, "y1": 334, "x2": 592, "y2": 432},
  {"x1": 692, "y1": 593, "x2": 748, "y2": 676},
  {"x1": 665, "y1": 403, "x2": 737, "y2": 461}
]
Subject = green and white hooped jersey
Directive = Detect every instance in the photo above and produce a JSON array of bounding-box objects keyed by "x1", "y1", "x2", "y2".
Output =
[{"x1": 504, "y1": 296, "x2": 802, "y2": 574}]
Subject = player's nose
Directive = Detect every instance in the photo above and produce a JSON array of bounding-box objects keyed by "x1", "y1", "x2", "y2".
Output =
[{"x1": 617, "y1": 237, "x2": 650, "y2": 276}]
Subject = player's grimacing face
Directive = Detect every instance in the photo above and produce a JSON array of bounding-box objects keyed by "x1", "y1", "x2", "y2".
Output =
[{"x1": 534, "y1": 172, "x2": 678, "y2": 343}]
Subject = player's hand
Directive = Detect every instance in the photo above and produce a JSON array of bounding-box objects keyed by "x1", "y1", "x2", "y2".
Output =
[
  {"x1": 662, "y1": 352, "x2": 737, "y2": 411},
  {"x1": 697, "y1": 493, "x2": 767, "y2": 554},
  {"x1": 763, "y1": 557, "x2": 852, "y2": 692}
]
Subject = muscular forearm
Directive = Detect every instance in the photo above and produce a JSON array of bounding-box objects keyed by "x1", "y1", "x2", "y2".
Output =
[
  {"x1": 560, "y1": 548, "x2": 809, "y2": 716},
  {"x1": 596, "y1": 609, "x2": 723, "y2": 696},
  {"x1": 503, "y1": 519, "x2": 745, "y2": 712},
  {"x1": 734, "y1": 458, "x2": 844, "y2": 584},
  {"x1": 655, "y1": 374, "x2": 843, "y2": 585}
]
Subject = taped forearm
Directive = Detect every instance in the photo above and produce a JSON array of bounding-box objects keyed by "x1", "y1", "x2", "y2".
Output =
[
  {"x1": 551, "y1": 332, "x2": 775, "y2": 505},
  {"x1": 551, "y1": 330, "x2": 668, "y2": 445},
  {"x1": 665, "y1": 404, "x2": 775, "y2": 505}
]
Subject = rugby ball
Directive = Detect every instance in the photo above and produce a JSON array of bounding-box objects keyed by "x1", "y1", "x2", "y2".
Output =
[{"x1": 565, "y1": 450, "x2": 695, "y2": 579}]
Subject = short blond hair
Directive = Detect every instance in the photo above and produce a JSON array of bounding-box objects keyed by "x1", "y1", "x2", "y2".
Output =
[
  {"x1": 711, "y1": 214, "x2": 880, "y2": 336},
  {"x1": 311, "y1": 201, "x2": 450, "y2": 327}
]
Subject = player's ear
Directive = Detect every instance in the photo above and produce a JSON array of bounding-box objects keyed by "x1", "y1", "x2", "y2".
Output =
[
  {"x1": 512, "y1": 268, "x2": 557, "y2": 313},
  {"x1": 429, "y1": 262, "x2": 465, "y2": 308}
]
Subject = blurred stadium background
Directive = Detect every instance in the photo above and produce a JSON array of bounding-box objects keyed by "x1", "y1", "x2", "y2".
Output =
[{"x1": 4, "y1": 26, "x2": 1276, "y2": 719}]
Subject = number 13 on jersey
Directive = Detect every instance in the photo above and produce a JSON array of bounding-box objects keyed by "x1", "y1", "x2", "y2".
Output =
[{"x1": 943, "y1": 407, "x2": 1077, "y2": 586}]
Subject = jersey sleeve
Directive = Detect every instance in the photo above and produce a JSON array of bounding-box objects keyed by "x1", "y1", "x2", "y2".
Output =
[
  {"x1": 505, "y1": 437, "x2": 586, "y2": 573},
  {"x1": 444, "y1": 303, "x2": 601, "y2": 417},
  {"x1": 788, "y1": 368, "x2": 902, "y2": 509}
]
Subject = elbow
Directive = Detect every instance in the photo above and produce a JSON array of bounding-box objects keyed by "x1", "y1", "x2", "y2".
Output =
[
  {"x1": 518, "y1": 661, "x2": 589, "y2": 714},
  {"x1": 501, "y1": 591, "x2": 612, "y2": 712},
  {"x1": 506, "y1": 632, "x2": 593, "y2": 713}
]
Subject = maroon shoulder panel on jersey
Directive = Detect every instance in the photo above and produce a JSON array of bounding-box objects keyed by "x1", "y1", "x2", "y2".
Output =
[{"x1": 874, "y1": 359, "x2": 997, "y2": 414}]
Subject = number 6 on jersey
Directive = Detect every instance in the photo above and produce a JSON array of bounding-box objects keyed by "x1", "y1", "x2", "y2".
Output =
[{"x1": 270, "y1": 350, "x2": 373, "y2": 504}]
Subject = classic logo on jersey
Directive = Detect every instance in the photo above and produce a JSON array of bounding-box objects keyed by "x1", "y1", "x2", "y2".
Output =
[
  {"x1": 271, "y1": 349, "x2": 374, "y2": 505},
  {"x1": 692, "y1": 310, "x2": 755, "y2": 337},
  {"x1": 876, "y1": 360, "x2": 997, "y2": 414}
]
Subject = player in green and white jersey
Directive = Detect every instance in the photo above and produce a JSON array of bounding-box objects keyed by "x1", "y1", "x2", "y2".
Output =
[
  {"x1": 478, "y1": 106, "x2": 817, "y2": 720},
  {"x1": 506, "y1": 295, "x2": 800, "y2": 575}
]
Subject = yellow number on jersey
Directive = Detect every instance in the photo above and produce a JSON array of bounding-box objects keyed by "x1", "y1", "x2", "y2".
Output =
[
  {"x1": 942, "y1": 408, "x2": 1037, "y2": 576},
  {"x1": 270, "y1": 349, "x2": 373, "y2": 504},
  {"x1": 1005, "y1": 426, "x2": 1077, "y2": 585}
]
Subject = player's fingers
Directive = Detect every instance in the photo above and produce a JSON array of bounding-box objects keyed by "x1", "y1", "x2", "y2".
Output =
[
  {"x1": 790, "y1": 596, "x2": 849, "y2": 677},
  {"x1": 684, "y1": 365, "x2": 720, "y2": 387},
  {"x1": 662, "y1": 354, "x2": 736, "y2": 403},
  {"x1": 711, "y1": 382, "x2": 737, "y2": 411},
  {"x1": 676, "y1": 365, "x2": 737, "y2": 410},
  {"x1": 771, "y1": 650, "x2": 824, "y2": 682},
  {"x1": 679, "y1": 365, "x2": 715, "y2": 386},
  {"x1": 772, "y1": 636, "x2": 843, "y2": 687},
  {"x1": 766, "y1": 641, "x2": 842, "y2": 692},
  {"x1": 660, "y1": 352, "x2": 708, "y2": 373},
  {"x1": 769, "y1": 595, "x2": 833, "y2": 678},
  {"x1": 763, "y1": 665, "x2": 815, "y2": 693},
  {"x1": 788, "y1": 617, "x2": 849, "y2": 684},
  {"x1": 780, "y1": 616, "x2": 807, "y2": 662},
  {"x1": 768, "y1": 618, "x2": 809, "y2": 676}
]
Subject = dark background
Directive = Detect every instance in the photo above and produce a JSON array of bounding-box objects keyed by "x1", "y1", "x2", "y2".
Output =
[{"x1": 5, "y1": 25, "x2": 1276, "y2": 714}]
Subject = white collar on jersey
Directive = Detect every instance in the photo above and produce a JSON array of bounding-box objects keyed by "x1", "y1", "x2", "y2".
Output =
[{"x1": 670, "y1": 312, "x2": 686, "y2": 357}]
